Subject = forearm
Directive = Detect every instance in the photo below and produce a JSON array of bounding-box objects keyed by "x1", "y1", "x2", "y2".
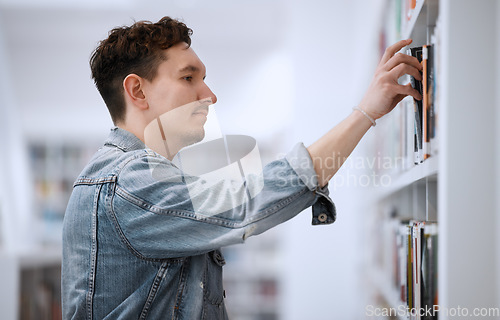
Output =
[
  {"x1": 307, "y1": 109, "x2": 373, "y2": 187},
  {"x1": 307, "y1": 39, "x2": 423, "y2": 188}
]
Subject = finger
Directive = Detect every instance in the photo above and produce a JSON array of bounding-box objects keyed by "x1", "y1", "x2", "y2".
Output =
[
  {"x1": 380, "y1": 39, "x2": 413, "y2": 65},
  {"x1": 384, "y1": 52, "x2": 423, "y2": 72},
  {"x1": 390, "y1": 64, "x2": 422, "y2": 81},
  {"x1": 392, "y1": 94, "x2": 406, "y2": 107},
  {"x1": 396, "y1": 83, "x2": 422, "y2": 100}
]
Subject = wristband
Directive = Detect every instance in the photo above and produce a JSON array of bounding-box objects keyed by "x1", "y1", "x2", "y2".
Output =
[{"x1": 353, "y1": 106, "x2": 376, "y2": 127}]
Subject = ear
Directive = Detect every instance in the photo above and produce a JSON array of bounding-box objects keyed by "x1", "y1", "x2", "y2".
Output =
[{"x1": 123, "y1": 74, "x2": 148, "y2": 110}]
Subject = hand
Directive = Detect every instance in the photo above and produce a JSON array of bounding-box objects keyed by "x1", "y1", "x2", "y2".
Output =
[{"x1": 358, "y1": 39, "x2": 423, "y2": 120}]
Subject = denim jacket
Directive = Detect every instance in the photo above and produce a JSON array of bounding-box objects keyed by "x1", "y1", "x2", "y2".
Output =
[{"x1": 62, "y1": 127, "x2": 336, "y2": 319}]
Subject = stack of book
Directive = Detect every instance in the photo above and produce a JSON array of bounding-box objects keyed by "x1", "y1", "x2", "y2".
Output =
[
  {"x1": 407, "y1": 43, "x2": 438, "y2": 165},
  {"x1": 392, "y1": 220, "x2": 439, "y2": 320},
  {"x1": 20, "y1": 266, "x2": 62, "y2": 320}
]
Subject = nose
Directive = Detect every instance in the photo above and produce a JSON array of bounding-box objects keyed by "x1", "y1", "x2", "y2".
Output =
[{"x1": 200, "y1": 83, "x2": 217, "y2": 104}]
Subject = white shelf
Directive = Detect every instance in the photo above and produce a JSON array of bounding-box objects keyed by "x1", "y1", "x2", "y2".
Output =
[
  {"x1": 364, "y1": 155, "x2": 439, "y2": 206},
  {"x1": 382, "y1": 156, "x2": 438, "y2": 200},
  {"x1": 368, "y1": 268, "x2": 409, "y2": 320},
  {"x1": 366, "y1": 0, "x2": 500, "y2": 316},
  {"x1": 402, "y1": 0, "x2": 426, "y2": 40}
]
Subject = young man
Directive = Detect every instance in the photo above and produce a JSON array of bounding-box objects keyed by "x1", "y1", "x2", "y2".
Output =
[{"x1": 62, "y1": 16, "x2": 422, "y2": 319}]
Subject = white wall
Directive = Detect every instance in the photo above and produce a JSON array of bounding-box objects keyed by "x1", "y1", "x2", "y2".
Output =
[
  {"x1": 497, "y1": 0, "x2": 500, "y2": 311},
  {"x1": 0, "y1": 1, "x2": 294, "y2": 143},
  {"x1": 278, "y1": 1, "x2": 384, "y2": 319},
  {"x1": 0, "y1": 22, "x2": 35, "y2": 251}
]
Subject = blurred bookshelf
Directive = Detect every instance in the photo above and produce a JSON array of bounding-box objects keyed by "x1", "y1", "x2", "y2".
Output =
[
  {"x1": 0, "y1": 248, "x2": 62, "y2": 320},
  {"x1": 28, "y1": 140, "x2": 97, "y2": 245},
  {"x1": 0, "y1": 139, "x2": 98, "y2": 320},
  {"x1": 223, "y1": 229, "x2": 282, "y2": 320},
  {"x1": 362, "y1": 0, "x2": 499, "y2": 319},
  {"x1": 20, "y1": 265, "x2": 62, "y2": 320}
]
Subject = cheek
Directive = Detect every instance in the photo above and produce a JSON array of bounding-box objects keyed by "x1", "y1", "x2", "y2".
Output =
[
  {"x1": 148, "y1": 88, "x2": 176, "y2": 113},
  {"x1": 146, "y1": 81, "x2": 199, "y2": 116},
  {"x1": 160, "y1": 85, "x2": 195, "y2": 109}
]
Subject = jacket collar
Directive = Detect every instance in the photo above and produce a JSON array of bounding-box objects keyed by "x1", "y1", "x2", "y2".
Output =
[{"x1": 104, "y1": 127, "x2": 146, "y2": 152}]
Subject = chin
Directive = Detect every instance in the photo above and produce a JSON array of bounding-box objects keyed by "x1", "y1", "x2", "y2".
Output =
[{"x1": 183, "y1": 128, "x2": 206, "y2": 147}]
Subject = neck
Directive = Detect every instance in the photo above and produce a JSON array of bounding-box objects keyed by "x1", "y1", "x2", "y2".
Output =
[
  {"x1": 116, "y1": 122, "x2": 145, "y2": 143},
  {"x1": 119, "y1": 120, "x2": 187, "y2": 161}
]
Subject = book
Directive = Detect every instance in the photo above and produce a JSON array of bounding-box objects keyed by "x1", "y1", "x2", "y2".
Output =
[
  {"x1": 407, "y1": 46, "x2": 424, "y2": 164},
  {"x1": 421, "y1": 223, "x2": 438, "y2": 320},
  {"x1": 430, "y1": 27, "x2": 440, "y2": 157},
  {"x1": 406, "y1": 0, "x2": 417, "y2": 21},
  {"x1": 422, "y1": 45, "x2": 430, "y2": 160},
  {"x1": 412, "y1": 222, "x2": 423, "y2": 320},
  {"x1": 390, "y1": 220, "x2": 438, "y2": 319},
  {"x1": 407, "y1": 224, "x2": 413, "y2": 311},
  {"x1": 399, "y1": 223, "x2": 409, "y2": 303},
  {"x1": 405, "y1": 98, "x2": 415, "y2": 170}
]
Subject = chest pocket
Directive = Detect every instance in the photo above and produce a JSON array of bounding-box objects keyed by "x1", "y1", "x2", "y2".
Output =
[{"x1": 202, "y1": 250, "x2": 228, "y2": 319}]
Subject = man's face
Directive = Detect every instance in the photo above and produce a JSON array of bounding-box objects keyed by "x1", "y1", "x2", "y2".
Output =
[{"x1": 142, "y1": 42, "x2": 217, "y2": 155}]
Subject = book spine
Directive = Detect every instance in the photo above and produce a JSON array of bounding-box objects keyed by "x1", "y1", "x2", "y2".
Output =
[
  {"x1": 422, "y1": 46, "x2": 430, "y2": 160},
  {"x1": 407, "y1": 224, "x2": 413, "y2": 312},
  {"x1": 407, "y1": 47, "x2": 424, "y2": 165}
]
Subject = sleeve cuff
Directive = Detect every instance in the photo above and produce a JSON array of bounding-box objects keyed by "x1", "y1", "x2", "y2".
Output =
[
  {"x1": 285, "y1": 142, "x2": 319, "y2": 191},
  {"x1": 312, "y1": 185, "x2": 336, "y2": 225},
  {"x1": 285, "y1": 143, "x2": 336, "y2": 226}
]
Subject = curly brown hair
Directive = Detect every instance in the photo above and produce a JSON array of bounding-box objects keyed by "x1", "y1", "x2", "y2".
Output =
[{"x1": 90, "y1": 16, "x2": 193, "y2": 124}]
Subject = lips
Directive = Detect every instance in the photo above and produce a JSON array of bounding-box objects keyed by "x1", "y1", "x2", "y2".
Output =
[
  {"x1": 192, "y1": 101, "x2": 210, "y2": 117},
  {"x1": 190, "y1": 97, "x2": 212, "y2": 118}
]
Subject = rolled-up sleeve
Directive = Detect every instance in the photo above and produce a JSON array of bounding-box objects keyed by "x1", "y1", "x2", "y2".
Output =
[
  {"x1": 286, "y1": 143, "x2": 336, "y2": 225},
  {"x1": 109, "y1": 143, "x2": 336, "y2": 259}
]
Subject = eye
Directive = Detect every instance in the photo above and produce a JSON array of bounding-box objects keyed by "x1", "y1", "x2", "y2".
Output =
[{"x1": 183, "y1": 76, "x2": 193, "y2": 82}]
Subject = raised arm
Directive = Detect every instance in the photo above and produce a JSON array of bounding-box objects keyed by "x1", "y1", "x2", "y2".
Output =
[{"x1": 307, "y1": 39, "x2": 423, "y2": 187}]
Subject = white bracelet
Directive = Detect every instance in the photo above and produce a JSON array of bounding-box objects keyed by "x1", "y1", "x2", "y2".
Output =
[{"x1": 353, "y1": 106, "x2": 376, "y2": 127}]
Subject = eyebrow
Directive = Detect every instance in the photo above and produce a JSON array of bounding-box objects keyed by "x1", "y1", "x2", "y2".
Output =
[
  {"x1": 178, "y1": 65, "x2": 200, "y2": 74},
  {"x1": 178, "y1": 64, "x2": 207, "y2": 79}
]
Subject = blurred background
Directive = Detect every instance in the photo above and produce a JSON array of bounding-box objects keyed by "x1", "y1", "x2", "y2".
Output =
[{"x1": 0, "y1": 0, "x2": 388, "y2": 319}]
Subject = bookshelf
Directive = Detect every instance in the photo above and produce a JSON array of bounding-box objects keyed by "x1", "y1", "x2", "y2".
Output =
[
  {"x1": 0, "y1": 138, "x2": 97, "y2": 320},
  {"x1": 223, "y1": 231, "x2": 282, "y2": 320},
  {"x1": 0, "y1": 248, "x2": 62, "y2": 320},
  {"x1": 364, "y1": 0, "x2": 499, "y2": 319},
  {"x1": 28, "y1": 140, "x2": 97, "y2": 245},
  {"x1": 0, "y1": 26, "x2": 96, "y2": 319}
]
